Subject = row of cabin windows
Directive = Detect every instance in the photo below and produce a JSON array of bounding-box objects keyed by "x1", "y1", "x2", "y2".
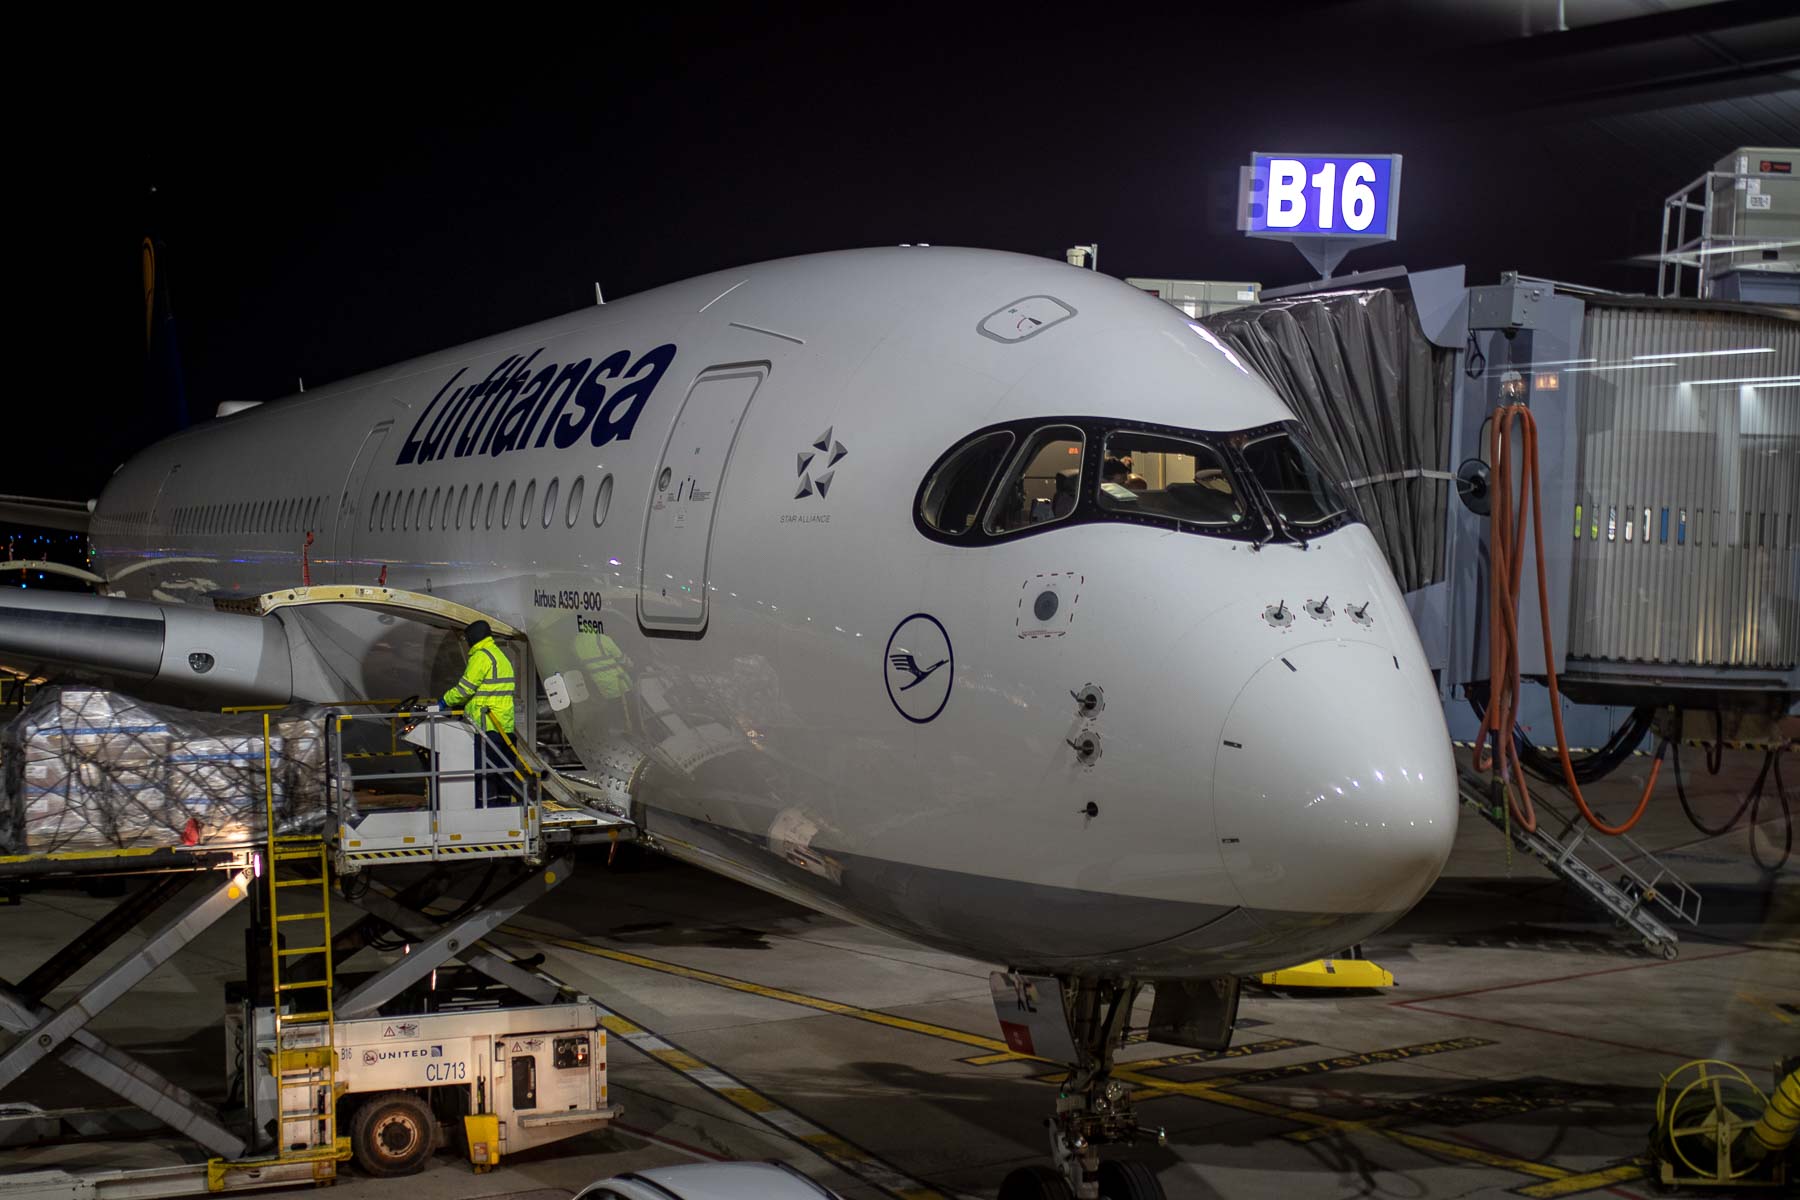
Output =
[
  {"x1": 368, "y1": 474, "x2": 615, "y2": 536},
  {"x1": 166, "y1": 496, "x2": 326, "y2": 538}
]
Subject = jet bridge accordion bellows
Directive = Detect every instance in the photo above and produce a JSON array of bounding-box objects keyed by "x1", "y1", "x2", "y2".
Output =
[
  {"x1": 1204, "y1": 289, "x2": 1456, "y2": 594},
  {"x1": 1564, "y1": 302, "x2": 1799, "y2": 673}
]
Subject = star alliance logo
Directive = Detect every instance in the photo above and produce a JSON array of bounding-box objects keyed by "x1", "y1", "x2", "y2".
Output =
[{"x1": 795, "y1": 426, "x2": 848, "y2": 500}]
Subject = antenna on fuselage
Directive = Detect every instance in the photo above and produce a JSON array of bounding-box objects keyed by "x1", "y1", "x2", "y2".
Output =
[
  {"x1": 595, "y1": 282, "x2": 605, "y2": 305},
  {"x1": 297, "y1": 378, "x2": 305, "y2": 393}
]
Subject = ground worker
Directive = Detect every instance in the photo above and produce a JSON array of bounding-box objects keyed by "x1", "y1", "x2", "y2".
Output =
[
  {"x1": 573, "y1": 621, "x2": 634, "y2": 738},
  {"x1": 441, "y1": 620, "x2": 517, "y2": 807}
]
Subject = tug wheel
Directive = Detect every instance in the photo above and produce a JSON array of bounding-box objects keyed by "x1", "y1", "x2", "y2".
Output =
[
  {"x1": 350, "y1": 1090, "x2": 438, "y2": 1177},
  {"x1": 997, "y1": 1166, "x2": 1075, "y2": 1200}
]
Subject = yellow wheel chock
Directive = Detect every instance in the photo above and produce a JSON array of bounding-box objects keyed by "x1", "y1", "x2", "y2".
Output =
[{"x1": 1257, "y1": 958, "x2": 1395, "y2": 989}]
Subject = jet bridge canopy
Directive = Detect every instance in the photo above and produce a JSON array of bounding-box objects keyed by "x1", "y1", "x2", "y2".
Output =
[{"x1": 252, "y1": 585, "x2": 522, "y2": 638}]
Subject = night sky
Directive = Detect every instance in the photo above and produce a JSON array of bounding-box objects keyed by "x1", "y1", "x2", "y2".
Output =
[{"x1": 27, "y1": 3, "x2": 1800, "y2": 500}]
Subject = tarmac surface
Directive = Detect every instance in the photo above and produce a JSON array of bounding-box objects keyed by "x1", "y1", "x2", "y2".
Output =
[{"x1": 2, "y1": 745, "x2": 1795, "y2": 1199}]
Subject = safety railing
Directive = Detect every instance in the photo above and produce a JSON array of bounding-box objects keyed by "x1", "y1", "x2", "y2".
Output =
[{"x1": 321, "y1": 706, "x2": 542, "y2": 870}]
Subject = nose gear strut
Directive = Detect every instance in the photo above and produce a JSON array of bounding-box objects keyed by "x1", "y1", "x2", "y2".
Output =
[{"x1": 997, "y1": 977, "x2": 1167, "y2": 1200}]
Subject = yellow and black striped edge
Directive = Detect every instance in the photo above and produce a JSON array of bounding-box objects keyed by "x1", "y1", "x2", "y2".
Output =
[{"x1": 340, "y1": 841, "x2": 523, "y2": 861}]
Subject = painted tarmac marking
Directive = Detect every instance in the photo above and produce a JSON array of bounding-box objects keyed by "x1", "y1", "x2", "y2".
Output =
[
  {"x1": 507, "y1": 927, "x2": 1013, "y2": 1052},
  {"x1": 1512, "y1": 1159, "x2": 1649, "y2": 1198},
  {"x1": 963, "y1": 1033, "x2": 1307, "y2": 1069},
  {"x1": 501, "y1": 932, "x2": 1635, "y2": 1195},
  {"x1": 1390, "y1": 947, "x2": 1755, "y2": 1063},
  {"x1": 594, "y1": 1000, "x2": 947, "y2": 1199},
  {"x1": 1283, "y1": 1080, "x2": 1582, "y2": 1143},
  {"x1": 1061, "y1": 1037, "x2": 1488, "y2": 1104},
  {"x1": 468, "y1": 935, "x2": 946, "y2": 1198}
]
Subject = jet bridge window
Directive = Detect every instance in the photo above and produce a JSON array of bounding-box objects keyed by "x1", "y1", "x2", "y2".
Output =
[
  {"x1": 1096, "y1": 432, "x2": 1245, "y2": 528},
  {"x1": 986, "y1": 425, "x2": 1085, "y2": 534},
  {"x1": 920, "y1": 430, "x2": 1015, "y2": 536},
  {"x1": 1240, "y1": 430, "x2": 1349, "y2": 529}
]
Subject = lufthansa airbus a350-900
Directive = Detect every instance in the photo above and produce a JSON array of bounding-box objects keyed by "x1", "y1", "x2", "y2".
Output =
[{"x1": 1, "y1": 248, "x2": 1457, "y2": 1196}]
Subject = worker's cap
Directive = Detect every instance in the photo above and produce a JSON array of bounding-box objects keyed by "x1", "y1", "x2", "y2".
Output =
[{"x1": 464, "y1": 620, "x2": 492, "y2": 643}]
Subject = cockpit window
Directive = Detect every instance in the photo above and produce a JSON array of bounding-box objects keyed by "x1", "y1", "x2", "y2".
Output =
[
  {"x1": 1095, "y1": 432, "x2": 1245, "y2": 527},
  {"x1": 920, "y1": 429, "x2": 1014, "y2": 536},
  {"x1": 1240, "y1": 431, "x2": 1348, "y2": 528},
  {"x1": 985, "y1": 425, "x2": 1085, "y2": 534}
]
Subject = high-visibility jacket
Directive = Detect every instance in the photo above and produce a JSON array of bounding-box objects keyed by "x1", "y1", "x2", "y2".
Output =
[
  {"x1": 443, "y1": 636, "x2": 515, "y2": 733},
  {"x1": 574, "y1": 627, "x2": 630, "y2": 700}
]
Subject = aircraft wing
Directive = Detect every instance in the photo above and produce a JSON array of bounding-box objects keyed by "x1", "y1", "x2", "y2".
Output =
[{"x1": 0, "y1": 494, "x2": 91, "y2": 533}]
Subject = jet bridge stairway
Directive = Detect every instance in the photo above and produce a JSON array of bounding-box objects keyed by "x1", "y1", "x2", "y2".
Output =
[{"x1": 1457, "y1": 767, "x2": 1701, "y2": 959}]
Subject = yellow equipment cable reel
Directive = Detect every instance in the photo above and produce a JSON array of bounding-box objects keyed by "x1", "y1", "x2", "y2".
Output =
[{"x1": 1652, "y1": 1059, "x2": 1781, "y2": 1189}]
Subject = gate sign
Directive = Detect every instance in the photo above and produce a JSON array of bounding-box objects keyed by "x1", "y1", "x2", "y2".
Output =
[{"x1": 1244, "y1": 153, "x2": 1402, "y2": 240}]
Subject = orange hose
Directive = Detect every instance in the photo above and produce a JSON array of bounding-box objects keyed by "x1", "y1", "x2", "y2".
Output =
[{"x1": 1478, "y1": 404, "x2": 1659, "y2": 836}]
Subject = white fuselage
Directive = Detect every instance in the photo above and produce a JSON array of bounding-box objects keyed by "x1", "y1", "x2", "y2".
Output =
[{"x1": 88, "y1": 248, "x2": 1457, "y2": 977}]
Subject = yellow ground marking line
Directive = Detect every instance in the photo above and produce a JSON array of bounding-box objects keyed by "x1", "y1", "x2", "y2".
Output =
[
  {"x1": 596, "y1": 1007, "x2": 947, "y2": 1200},
  {"x1": 965, "y1": 1035, "x2": 1312, "y2": 1069},
  {"x1": 1111, "y1": 1065, "x2": 1570, "y2": 1179},
  {"x1": 1513, "y1": 1160, "x2": 1649, "y2": 1198},
  {"x1": 509, "y1": 933, "x2": 1630, "y2": 1195},
  {"x1": 1737, "y1": 989, "x2": 1795, "y2": 1025},
  {"x1": 507, "y1": 927, "x2": 1013, "y2": 1053}
]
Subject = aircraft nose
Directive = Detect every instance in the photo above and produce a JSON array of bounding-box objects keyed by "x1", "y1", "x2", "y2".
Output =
[{"x1": 1213, "y1": 639, "x2": 1457, "y2": 922}]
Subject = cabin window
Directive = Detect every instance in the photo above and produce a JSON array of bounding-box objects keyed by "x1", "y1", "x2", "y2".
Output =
[
  {"x1": 520, "y1": 480, "x2": 537, "y2": 533},
  {"x1": 471, "y1": 484, "x2": 484, "y2": 529},
  {"x1": 403, "y1": 490, "x2": 417, "y2": 531},
  {"x1": 594, "y1": 474, "x2": 613, "y2": 527},
  {"x1": 541, "y1": 478, "x2": 559, "y2": 529},
  {"x1": 565, "y1": 476, "x2": 585, "y2": 528},
  {"x1": 1240, "y1": 431, "x2": 1349, "y2": 529},
  {"x1": 920, "y1": 430, "x2": 1014, "y2": 536},
  {"x1": 985, "y1": 425, "x2": 1085, "y2": 534},
  {"x1": 1096, "y1": 432, "x2": 1244, "y2": 527},
  {"x1": 486, "y1": 482, "x2": 499, "y2": 529},
  {"x1": 502, "y1": 482, "x2": 516, "y2": 529},
  {"x1": 456, "y1": 484, "x2": 469, "y2": 530}
]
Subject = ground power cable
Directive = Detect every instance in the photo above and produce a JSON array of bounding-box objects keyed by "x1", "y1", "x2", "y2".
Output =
[
  {"x1": 1671, "y1": 739, "x2": 1793, "y2": 874},
  {"x1": 1474, "y1": 404, "x2": 1663, "y2": 837}
]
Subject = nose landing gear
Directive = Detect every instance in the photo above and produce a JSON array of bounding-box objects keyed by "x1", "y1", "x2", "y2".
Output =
[{"x1": 993, "y1": 975, "x2": 1167, "y2": 1200}]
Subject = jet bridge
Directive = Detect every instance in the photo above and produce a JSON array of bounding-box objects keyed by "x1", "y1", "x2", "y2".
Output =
[{"x1": 1182, "y1": 265, "x2": 1798, "y2": 949}]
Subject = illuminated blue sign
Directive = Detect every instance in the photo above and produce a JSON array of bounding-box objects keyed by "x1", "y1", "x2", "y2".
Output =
[{"x1": 1244, "y1": 153, "x2": 1402, "y2": 240}]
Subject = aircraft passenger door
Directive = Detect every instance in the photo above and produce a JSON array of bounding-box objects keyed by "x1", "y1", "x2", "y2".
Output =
[
  {"x1": 332, "y1": 421, "x2": 391, "y2": 584},
  {"x1": 639, "y1": 366, "x2": 766, "y2": 634}
]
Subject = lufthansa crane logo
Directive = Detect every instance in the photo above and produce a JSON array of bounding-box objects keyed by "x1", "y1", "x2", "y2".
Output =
[{"x1": 884, "y1": 613, "x2": 953, "y2": 724}]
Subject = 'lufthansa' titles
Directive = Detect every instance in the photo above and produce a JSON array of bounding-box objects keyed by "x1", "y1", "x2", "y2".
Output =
[{"x1": 396, "y1": 343, "x2": 677, "y2": 466}]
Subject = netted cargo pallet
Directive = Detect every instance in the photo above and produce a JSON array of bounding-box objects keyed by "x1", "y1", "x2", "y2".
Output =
[{"x1": 1, "y1": 687, "x2": 340, "y2": 860}]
